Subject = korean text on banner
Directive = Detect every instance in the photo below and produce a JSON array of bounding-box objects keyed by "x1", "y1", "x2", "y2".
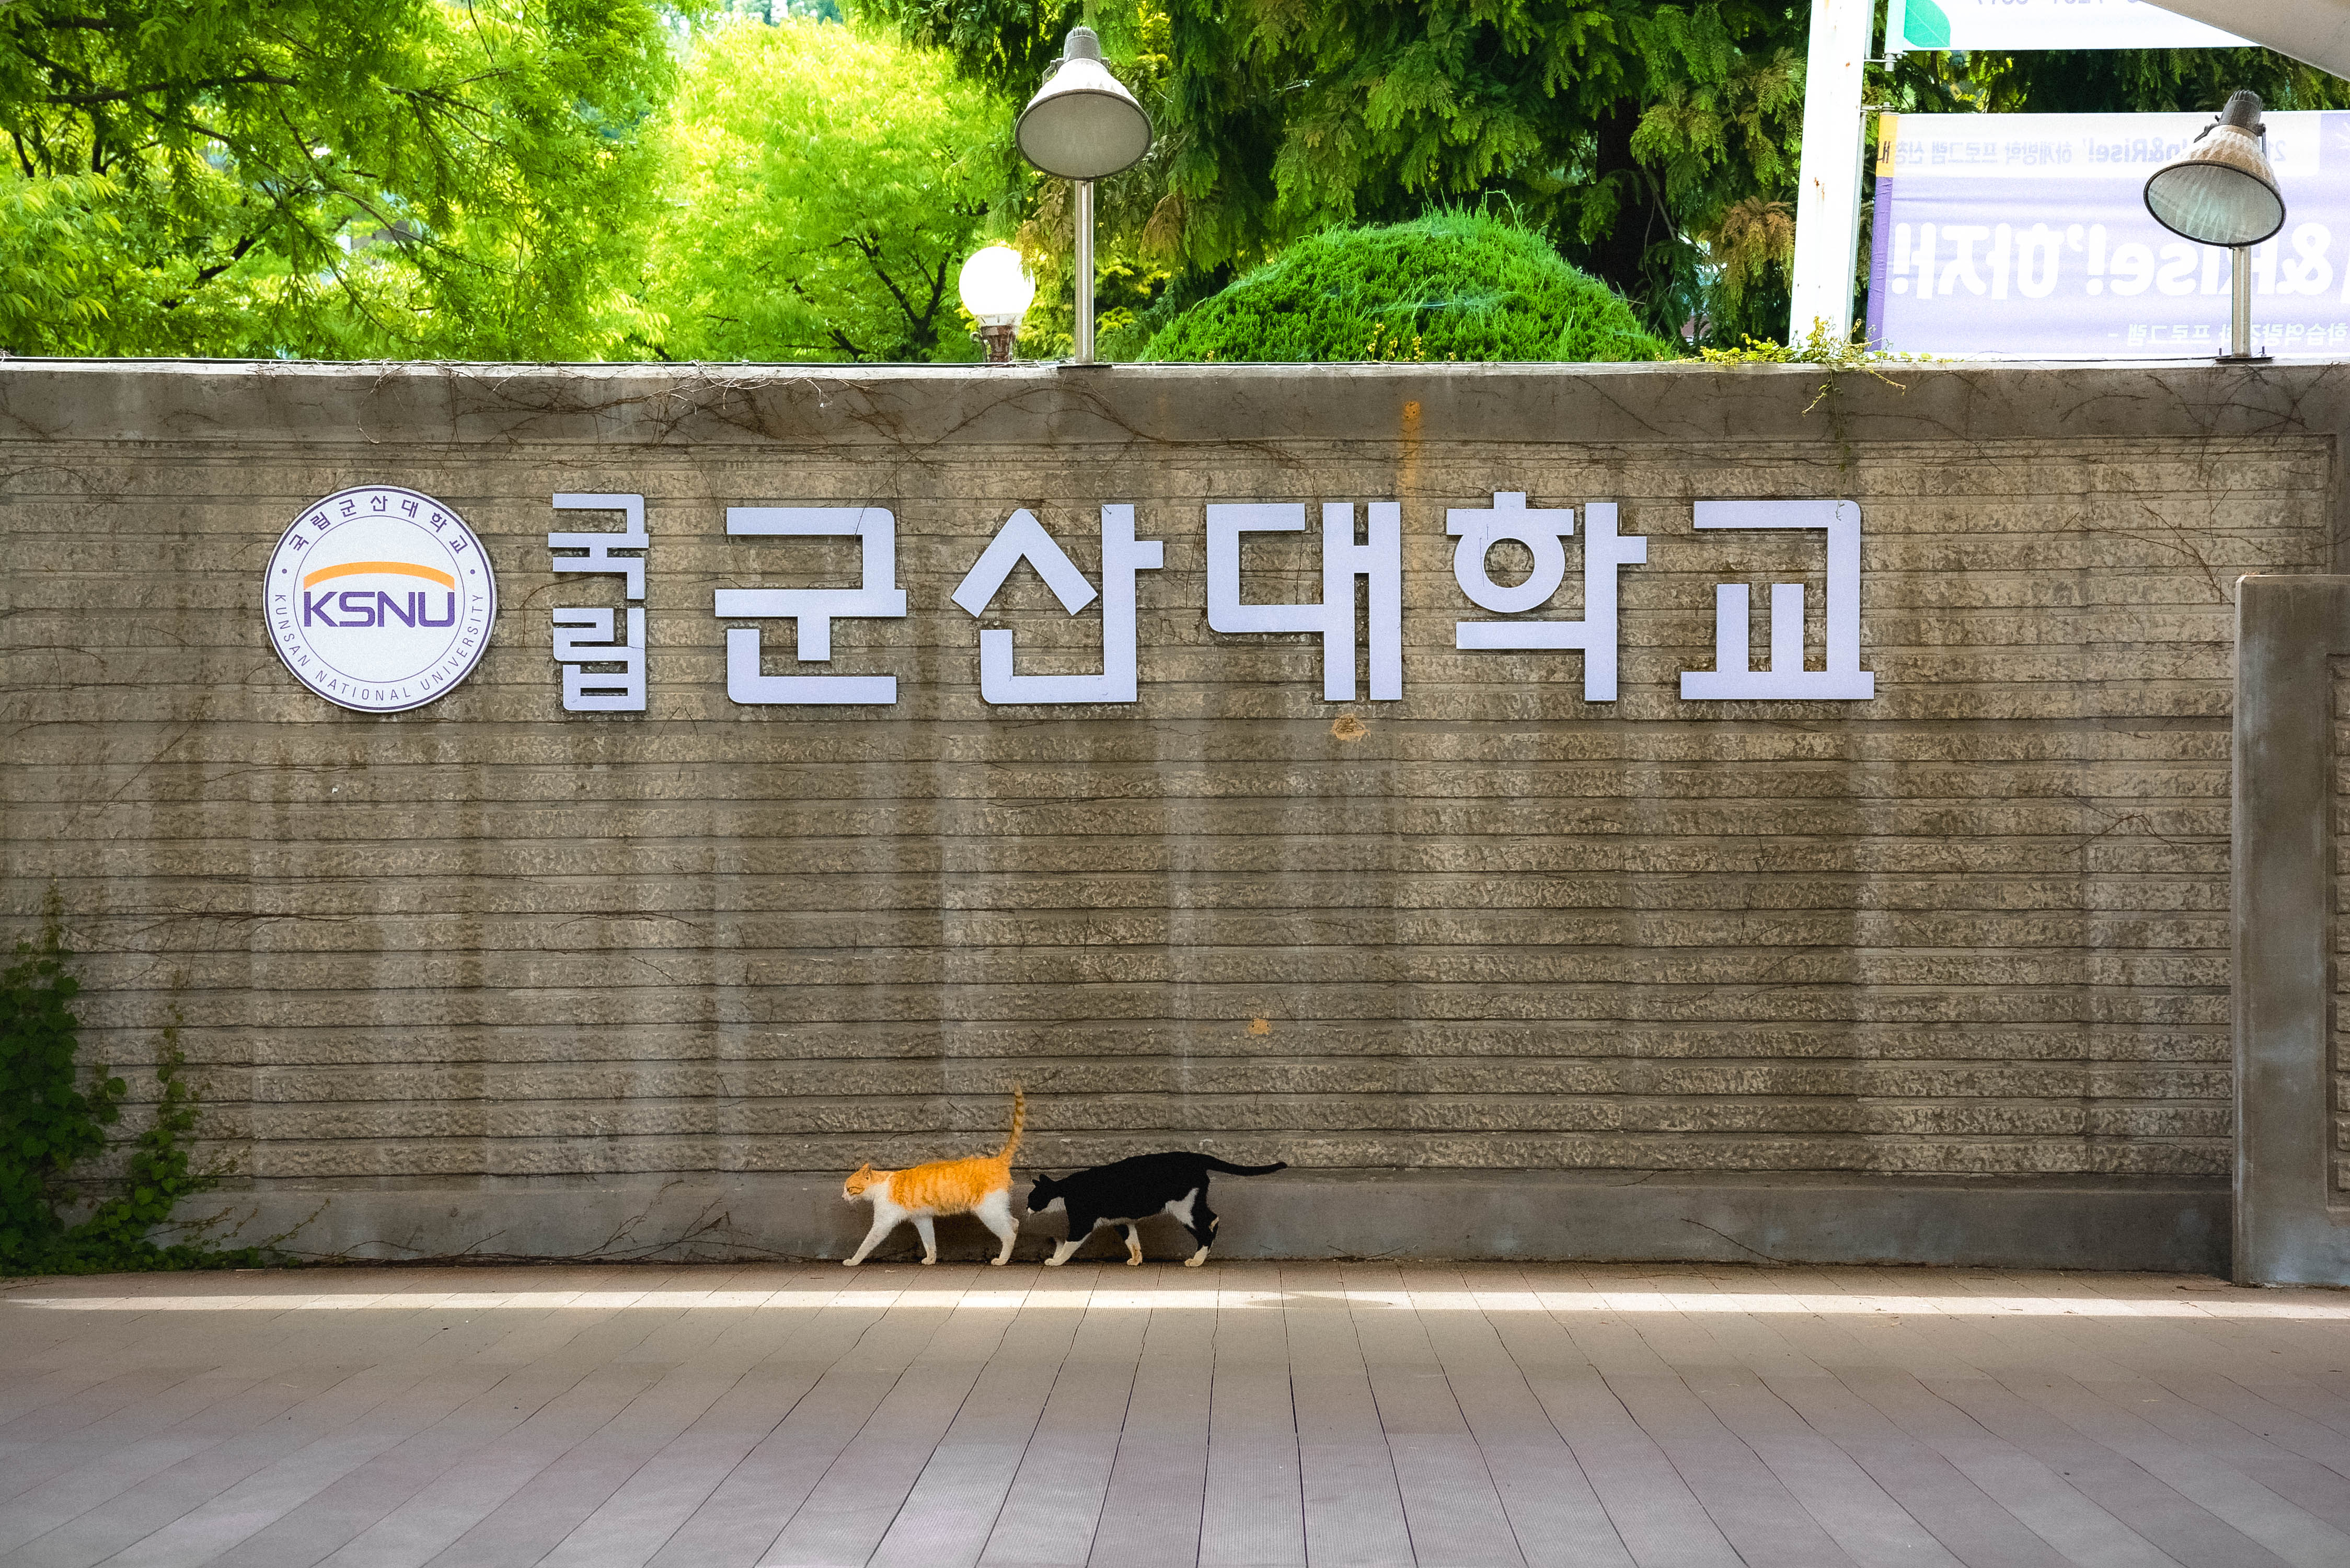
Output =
[{"x1": 1867, "y1": 111, "x2": 2350, "y2": 359}]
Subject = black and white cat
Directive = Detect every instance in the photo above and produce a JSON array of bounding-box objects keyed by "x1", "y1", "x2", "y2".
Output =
[{"x1": 1027, "y1": 1152, "x2": 1288, "y2": 1267}]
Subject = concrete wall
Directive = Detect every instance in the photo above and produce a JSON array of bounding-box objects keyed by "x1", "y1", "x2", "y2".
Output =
[{"x1": 5, "y1": 359, "x2": 2340, "y2": 1266}]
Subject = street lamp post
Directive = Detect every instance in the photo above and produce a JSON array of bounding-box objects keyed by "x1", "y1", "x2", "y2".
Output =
[
  {"x1": 2144, "y1": 90, "x2": 2287, "y2": 363},
  {"x1": 959, "y1": 245, "x2": 1036, "y2": 363},
  {"x1": 1013, "y1": 27, "x2": 1153, "y2": 365}
]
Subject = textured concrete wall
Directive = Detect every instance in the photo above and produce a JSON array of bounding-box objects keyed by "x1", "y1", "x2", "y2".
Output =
[{"x1": 4, "y1": 359, "x2": 2341, "y2": 1263}]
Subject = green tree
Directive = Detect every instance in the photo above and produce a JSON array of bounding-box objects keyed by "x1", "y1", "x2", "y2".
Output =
[
  {"x1": 0, "y1": 0, "x2": 681, "y2": 359},
  {"x1": 639, "y1": 18, "x2": 1007, "y2": 361},
  {"x1": 1143, "y1": 210, "x2": 1669, "y2": 362},
  {"x1": 864, "y1": 1, "x2": 1806, "y2": 342},
  {"x1": 870, "y1": 2, "x2": 2350, "y2": 348}
]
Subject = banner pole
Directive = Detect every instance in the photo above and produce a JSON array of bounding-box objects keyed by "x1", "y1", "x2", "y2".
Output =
[{"x1": 1788, "y1": 0, "x2": 1876, "y2": 346}]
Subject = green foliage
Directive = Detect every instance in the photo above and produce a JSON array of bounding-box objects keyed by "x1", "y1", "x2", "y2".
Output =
[
  {"x1": 862, "y1": 0, "x2": 1806, "y2": 342},
  {"x1": 1696, "y1": 324, "x2": 1928, "y2": 367},
  {"x1": 871, "y1": 3, "x2": 2350, "y2": 349},
  {"x1": 0, "y1": 0, "x2": 684, "y2": 358},
  {"x1": 0, "y1": 892, "x2": 269, "y2": 1275},
  {"x1": 0, "y1": 891, "x2": 115, "y2": 1265},
  {"x1": 719, "y1": 0, "x2": 845, "y2": 18},
  {"x1": 638, "y1": 18, "x2": 1005, "y2": 361},
  {"x1": 1141, "y1": 211, "x2": 1670, "y2": 364}
]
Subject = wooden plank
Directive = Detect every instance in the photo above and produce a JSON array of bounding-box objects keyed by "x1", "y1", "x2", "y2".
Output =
[
  {"x1": 1603, "y1": 1370, "x2": 1858, "y2": 1568},
  {"x1": 1996, "y1": 1370, "x2": 2350, "y2": 1567},
  {"x1": 869, "y1": 1273, "x2": 1080, "y2": 1568},
  {"x1": 1402, "y1": 1265, "x2": 1631, "y2": 1568},
  {"x1": 15, "y1": 1259, "x2": 2350, "y2": 1568},
  {"x1": 763, "y1": 1284, "x2": 1014, "y2": 1568},
  {"x1": 1838, "y1": 1367, "x2": 2183, "y2": 1568},
  {"x1": 1477, "y1": 1269, "x2": 1744, "y2": 1568},
  {"x1": 1200, "y1": 1262, "x2": 1305, "y2": 1568},
  {"x1": 980, "y1": 1266, "x2": 1141, "y2": 1568},
  {"x1": 32, "y1": 1362, "x2": 510, "y2": 1568},
  {"x1": 0, "y1": 1365, "x2": 382, "y2": 1559},
  {"x1": 1921, "y1": 1373, "x2": 2296, "y2": 1568},
  {"x1": 0, "y1": 1369, "x2": 273, "y2": 1504},
  {"x1": 1679, "y1": 1365, "x2": 1963, "y2": 1568},
  {"x1": 433, "y1": 1272, "x2": 845, "y2": 1568},
  {"x1": 2080, "y1": 1374, "x2": 2350, "y2": 1529},
  {"x1": 1283, "y1": 1262, "x2": 1414, "y2": 1568},
  {"x1": 1357, "y1": 1265, "x2": 1523, "y2": 1568},
  {"x1": 1760, "y1": 1370, "x2": 2071, "y2": 1568},
  {"x1": 638, "y1": 1284, "x2": 956, "y2": 1568},
  {"x1": 1088, "y1": 1270, "x2": 1214, "y2": 1568}
]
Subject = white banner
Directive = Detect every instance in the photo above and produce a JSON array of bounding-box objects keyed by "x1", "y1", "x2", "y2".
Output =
[
  {"x1": 1869, "y1": 110, "x2": 2350, "y2": 358},
  {"x1": 1886, "y1": 0, "x2": 2248, "y2": 53}
]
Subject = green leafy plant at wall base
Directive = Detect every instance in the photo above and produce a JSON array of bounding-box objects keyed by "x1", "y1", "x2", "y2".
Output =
[
  {"x1": 1, "y1": 893, "x2": 276, "y2": 1275},
  {"x1": 0, "y1": 892, "x2": 118, "y2": 1265}
]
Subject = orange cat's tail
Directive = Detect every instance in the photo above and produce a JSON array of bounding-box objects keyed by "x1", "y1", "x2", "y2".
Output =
[{"x1": 995, "y1": 1084, "x2": 1027, "y2": 1162}]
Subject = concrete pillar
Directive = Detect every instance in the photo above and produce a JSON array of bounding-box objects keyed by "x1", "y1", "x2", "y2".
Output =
[{"x1": 2234, "y1": 573, "x2": 2350, "y2": 1284}]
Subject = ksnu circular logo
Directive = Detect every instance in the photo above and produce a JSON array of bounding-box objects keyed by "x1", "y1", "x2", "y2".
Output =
[{"x1": 264, "y1": 486, "x2": 498, "y2": 713}]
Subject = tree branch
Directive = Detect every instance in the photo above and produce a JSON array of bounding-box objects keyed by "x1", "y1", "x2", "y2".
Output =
[
  {"x1": 45, "y1": 72, "x2": 299, "y2": 107},
  {"x1": 846, "y1": 232, "x2": 924, "y2": 337}
]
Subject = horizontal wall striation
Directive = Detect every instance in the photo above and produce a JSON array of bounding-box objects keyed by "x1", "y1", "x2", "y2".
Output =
[{"x1": 0, "y1": 361, "x2": 2336, "y2": 1209}]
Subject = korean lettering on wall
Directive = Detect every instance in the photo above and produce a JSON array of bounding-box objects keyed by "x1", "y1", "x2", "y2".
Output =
[
  {"x1": 543, "y1": 491, "x2": 1873, "y2": 713},
  {"x1": 547, "y1": 493, "x2": 648, "y2": 712}
]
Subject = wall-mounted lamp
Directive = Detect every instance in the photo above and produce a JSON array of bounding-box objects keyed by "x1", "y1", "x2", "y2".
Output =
[
  {"x1": 2145, "y1": 90, "x2": 2286, "y2": 363},
  {"x1": 959, "y1": 245, "x2": 1036, "y2": 363},
  {"x1": 1013, "y1": 27, "x2": 1153, "y2": 365}
]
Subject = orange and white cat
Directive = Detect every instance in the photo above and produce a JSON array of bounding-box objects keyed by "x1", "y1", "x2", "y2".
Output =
[{"x1": 840, "y1": 1087, "x2": 1026, "y2": 1266}]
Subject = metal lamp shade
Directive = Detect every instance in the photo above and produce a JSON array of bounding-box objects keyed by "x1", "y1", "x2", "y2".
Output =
[
  {"x1": 2145, "y1": 94, "x2": 2286, "y2": 247},
  {"x1": 1015, "y1": 29, "x2": 1153, "y2": 181}
]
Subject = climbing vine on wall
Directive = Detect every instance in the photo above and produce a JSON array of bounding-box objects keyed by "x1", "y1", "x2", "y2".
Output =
[{"x1": 0, "y1": 890, "x2": 275, "y2": 1274}]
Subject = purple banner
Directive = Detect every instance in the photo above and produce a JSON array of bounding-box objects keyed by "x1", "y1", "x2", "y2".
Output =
[{"x1": 1867, "y1": 111, "x2": 2350, "y2": 358}]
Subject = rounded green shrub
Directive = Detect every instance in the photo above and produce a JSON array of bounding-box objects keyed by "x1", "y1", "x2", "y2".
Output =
[{"x1": 1139, "y1": 211, "x2": 1673, "y2": 364}]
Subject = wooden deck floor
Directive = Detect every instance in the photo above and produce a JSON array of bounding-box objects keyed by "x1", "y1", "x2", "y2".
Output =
[{"x1": 5, "y1": 1261, "x2": 2350, "y2": 1567}]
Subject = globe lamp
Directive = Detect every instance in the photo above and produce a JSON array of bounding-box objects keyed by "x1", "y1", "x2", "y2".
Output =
[{"x1": 959, "y1": 245, "x2": 1036, "y2": 363}]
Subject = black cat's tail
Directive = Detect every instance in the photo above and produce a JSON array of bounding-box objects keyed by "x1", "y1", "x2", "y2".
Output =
[{"x1": 1199, "y1": 1158, "x2": 1287, "y2": 1176}]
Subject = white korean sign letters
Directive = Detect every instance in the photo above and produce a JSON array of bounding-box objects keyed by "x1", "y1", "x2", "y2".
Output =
[
  {"x1": 952, "y1": 506, "x2": 1165, "y2": 704},
  {"x1": 1449, "y1": 492, "x2": 1646, "y2": 701},
  {"x1": 717, "y1": 506, "x2": 909, "y2": 705},
  {"x1": 496, "y1": 491, "x2": 1884, "y2": 718},
  {"x1": 548, "y1": 492, "x2": 648, "y2": 713}
]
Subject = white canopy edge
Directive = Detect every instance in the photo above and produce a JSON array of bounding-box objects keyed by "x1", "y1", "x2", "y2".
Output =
[{"x1": 2151, "y1": 0, "x2": 2350, "y2": 79}]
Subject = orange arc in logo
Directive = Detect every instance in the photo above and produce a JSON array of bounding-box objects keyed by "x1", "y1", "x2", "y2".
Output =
[{"x1": 301, "y1": 561, "x2": 457, "y2": 590}]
